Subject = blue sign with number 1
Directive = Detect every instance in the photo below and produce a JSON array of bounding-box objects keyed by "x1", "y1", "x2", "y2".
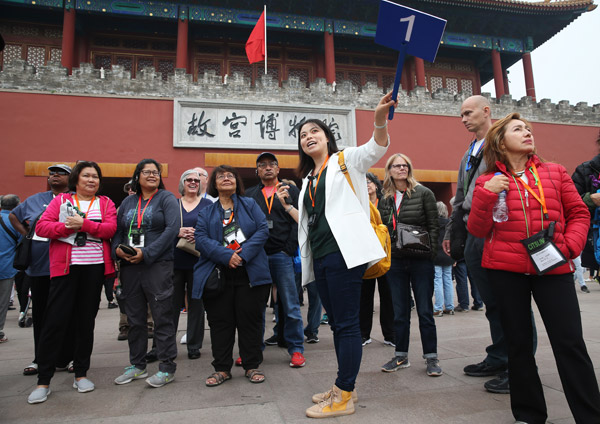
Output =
[{"x1": 375, "y1": 0, "x2": 446, "y2": 119}]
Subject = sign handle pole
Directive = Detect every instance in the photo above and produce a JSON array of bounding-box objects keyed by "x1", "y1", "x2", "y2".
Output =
[{"x1": 388, "y1": 43, "x2": 408, "y2": 121}]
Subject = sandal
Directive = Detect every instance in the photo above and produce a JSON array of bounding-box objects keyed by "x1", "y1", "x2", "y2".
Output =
[
  {"x1": 245, "y1": 369, "x2": 265, "y2": 384},
  {"x1": 23, "y1": 362, "x2": 38, "y2": 376},
  {"x1": 205, "y1": 371, "x2": 232, "y2": 387}
]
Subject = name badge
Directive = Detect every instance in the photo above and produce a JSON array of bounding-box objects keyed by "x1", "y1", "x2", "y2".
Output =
[
  {"x1": 266, "y1": 219, "x2": 274, "y2": 229},
  {"x1": 129, "y1": 228, "x2": 145, "y2": 248},
  {"x1": 520, "y1": 222, "x2": 567, "y2": 275}
]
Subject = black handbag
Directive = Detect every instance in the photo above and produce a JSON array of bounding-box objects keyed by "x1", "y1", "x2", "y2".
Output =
[
  {"x1": 395, "y1": 223, "x2": 431, "y2": 259},
  {"x1": 202, "y1": 264, "x2": 224, "y2": 299},
  {"x1": 12, "y1": 212, "x2": 43, "y2": 271},
  {"x1": 449, "y1": 208, "x2": 468, "y2": 261}
]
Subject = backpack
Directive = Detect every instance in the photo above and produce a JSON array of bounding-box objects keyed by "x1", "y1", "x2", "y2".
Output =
[{"x1": 338, "y1": 151, "x2": 391, "y2": 279}]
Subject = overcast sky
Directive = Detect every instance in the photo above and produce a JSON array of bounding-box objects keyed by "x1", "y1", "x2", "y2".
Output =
[{"x1": 481, "y1": 5, "x2": 599, "y2": 106}]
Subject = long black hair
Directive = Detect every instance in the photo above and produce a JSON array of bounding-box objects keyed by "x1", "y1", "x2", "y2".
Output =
[
  {"x1": 296, "y1": 119, "x2": 340, "y2": 177},
  {"x1": 131, "y1": 159, "x2": 165, "y2": 194},
  {"x1": 68, "y1": 161, "x2": 103, "y2": 192}
]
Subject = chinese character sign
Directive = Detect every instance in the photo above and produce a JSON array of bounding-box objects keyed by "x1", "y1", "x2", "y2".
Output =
[{"x1": 174, "y1": 100, "x2": 356, "y2": 150}]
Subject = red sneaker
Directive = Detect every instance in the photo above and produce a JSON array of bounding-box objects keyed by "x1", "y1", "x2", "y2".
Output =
[
  {"x1": 235, "y1": 357, "x2": 242, "y2": 367},
  {"x1": 290, "y1": 352, "x2": 306, "y2": 368}
]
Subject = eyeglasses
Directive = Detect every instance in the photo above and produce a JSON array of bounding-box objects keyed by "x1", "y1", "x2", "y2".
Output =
[
  {"x1": 257, "y1": 161, "x2": 278, "y2": 169},
  {"x1": 216, "y1": 173, "x2": 235, "y2": 181},
  {"x1": 141, "y1": 170, "x2": 160, "y2": 177},
  {"x1": 185, "y1": 178, "x2": 200, "y2": 184},
  {"x1": 390, "y1": 164, "x2": 409, "y2": 170},
  {"x1": 49, "y1": 170, "x2": 69, "y2": 176}
]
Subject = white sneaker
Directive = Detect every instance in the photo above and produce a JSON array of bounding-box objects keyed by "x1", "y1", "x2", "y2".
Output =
[{"x1": 180, "y1": 333, "x2": 187, "y2": 344}]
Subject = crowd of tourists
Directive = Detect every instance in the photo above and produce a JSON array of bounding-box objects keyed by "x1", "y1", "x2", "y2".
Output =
[{"x1": 1, "y1": 92, "x2": 599, "y2": 423}]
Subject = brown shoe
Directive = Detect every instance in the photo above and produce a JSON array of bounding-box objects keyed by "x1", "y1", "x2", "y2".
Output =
[
  {"x1": 306, "y1": 385, "x2": 355, "y2": 418},
  {"x1": 117, "y1": 326, "x2": 128, "y2": 341}
]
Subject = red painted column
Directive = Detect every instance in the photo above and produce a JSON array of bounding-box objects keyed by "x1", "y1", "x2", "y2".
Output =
[
  {"x1": 491, "y1": 49, "x2": 504, "y2": 98},
  {"x1": 61, "y1": 7, "x2": 76, "y2": 74},
  {"x1": 415, "y1": 57, "x2": 426, "y2": 87},
  {"x1": 503, "y1": 70, "x2": 510, "y2": 95},
  {"x1": 324, "y1": 31, "x2": 335, "y2": 84},
  {"x1": 522, "y1": 52, "x2": 536, "y2": 101},
  {"x1": 315, "y1": 51, "x2": 325, "y2": 79},
  {"x1": 176, "y1": 18, "x2": 189, "y2": 71}
]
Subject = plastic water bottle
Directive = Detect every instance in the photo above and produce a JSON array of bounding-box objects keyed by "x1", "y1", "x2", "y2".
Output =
[{"x1": 492, "y1": 172, "x2": 508, "y2": 222}]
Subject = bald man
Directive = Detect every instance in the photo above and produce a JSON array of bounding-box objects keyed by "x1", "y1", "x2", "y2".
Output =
[
  {"x1": 442, "y1": 95, "x2": 519, "y2": 394},
  {"x1": 193, "y1": 167, "x2": 217, "y2": 203}
]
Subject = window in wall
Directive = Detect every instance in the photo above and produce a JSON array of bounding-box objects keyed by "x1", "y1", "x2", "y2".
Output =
[
  {"x1": 287, "y1": 67, "x2": 309, "y2": 87},
  {"x1": 461, "y1": 79, "x2": 473, "y2": 96},
  {"x1": 50, "y1": 48, "x2": 62, "y2": 62},
  {"x1": 430, "y1": 75, "x2": 443, "y2": 92},
  {"x1": 446, "y1": 77, "x2": 458, "y2": 93},
  {"x1": 157, "y1": 59, "x2": 175, "y2": 81},
  {"x1": 115, "y1": 56, "x2": 134, "y2": 75}
]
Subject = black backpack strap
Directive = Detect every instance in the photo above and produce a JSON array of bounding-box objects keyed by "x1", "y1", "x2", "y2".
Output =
[{"x1": 0, "y1": 216, "x2": 19, "y2": 243}]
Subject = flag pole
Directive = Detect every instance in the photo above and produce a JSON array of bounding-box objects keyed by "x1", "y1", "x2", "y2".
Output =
[{"x1": 264, "y1": 5, "x2": 267, "y2": 75}]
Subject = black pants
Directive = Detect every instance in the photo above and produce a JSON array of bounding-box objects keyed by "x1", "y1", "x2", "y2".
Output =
[
  {"x1": 173, "y1": 268, "x2": 205, "y2": 350},
  {"x1": 121, "y1": 261, "x2": 177, "y2": 374},
  {"x1": 14, "y1": 271, "x2": 28, "y2": 313},
  {"x1": 489, "y1": 270, "x2": 600, "y2": 424},
  {"x1": 37, "y1": 265, "x2": 104, "y2": 385},
  {"x1": 359, "y1": 274, "x2": 394, "y2": 341},
  {"x1": 103, "y1": 276, "x2": 115, "y2": 302},
  {"x1": 204, "y1": 267, "x2": 270, "y2": 372}
]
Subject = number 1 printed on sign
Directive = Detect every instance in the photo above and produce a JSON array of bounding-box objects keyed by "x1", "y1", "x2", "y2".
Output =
[{"x1": 400, "y1": 15, "x2": 415, "y2": 42}]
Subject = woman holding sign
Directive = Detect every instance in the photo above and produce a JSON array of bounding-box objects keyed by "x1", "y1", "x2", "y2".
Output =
[
  {"x1": 276, "y1": 92, "x2": 394, "y2": 419},
  {"x1": 467, "y1": 113, "x2": 600, "y2": 423}
]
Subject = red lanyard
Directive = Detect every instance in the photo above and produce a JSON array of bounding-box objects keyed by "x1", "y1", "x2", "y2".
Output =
[
  {"x1": 308, "y1": 156, "x2": 330, "y2": 208},
  {"x1": 223, "y1": 210, "x2": 234, "y2": 226},
  {"x1": 261, "y1": 183, "x2": 277, "y2": 215},
  {"x1": 512, "y1": 163, "x2": 548, "y2": 219},
  {"x1": 73, "y1": 194, "x2": 95, "y2": 218},
  {"x1": 392, "y1": 192, "x2": 403, "y2": 230},
  {"x1": 137, "y1": 193, "x2": 155, "y2": 229}
]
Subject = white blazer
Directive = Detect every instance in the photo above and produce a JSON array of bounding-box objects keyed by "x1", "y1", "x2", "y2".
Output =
[{"x1": 298, "y1": 135, "x2": 389, "y2": 286}]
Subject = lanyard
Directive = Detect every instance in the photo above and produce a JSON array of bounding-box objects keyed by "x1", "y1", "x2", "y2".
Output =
[
  {"x1": 465, "y1": 140, "x2": 484, "y2": 173},
  {"x1": 511, "y1": 163, "x2": 548, "y2": 219},
  {"x1": 391, "y1": 192, "x2": 403, "y2": 231},
  {"x1": 223, "y1": 209, "x2": 234, "y2": 226},
  {"x1": 73, "y1": 195, "x2": 95, "y2": 218},
  {"x1": 308, "y1": 156, "x2": 330, "y2": 208},
  {"x1": 261, "y1": 183, "x2": 278, "y2": 215},
  {"x1": 128, "y1": 193, "x2": 155, "y2": 237}
]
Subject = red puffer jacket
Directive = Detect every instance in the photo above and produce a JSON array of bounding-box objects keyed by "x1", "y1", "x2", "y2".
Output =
[{"x1": 467, "y1": 155, "x2": 589, "y2": 275}]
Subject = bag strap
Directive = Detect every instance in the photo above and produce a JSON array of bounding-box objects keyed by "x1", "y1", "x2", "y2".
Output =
[
  {"x1": 338, "y1": 151, "x2": 356, "y2": 194},
  {"x1": 179, "y1": 199, "x2": 183, "y2": 227},
  {"x1": 0, "y1": 217, "x2": 18, "y2": 243}
]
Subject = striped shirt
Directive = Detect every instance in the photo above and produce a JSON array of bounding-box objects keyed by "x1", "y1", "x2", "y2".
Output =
[{"x1": 71, "y1": 199, "x2": 104, "y2": 265}]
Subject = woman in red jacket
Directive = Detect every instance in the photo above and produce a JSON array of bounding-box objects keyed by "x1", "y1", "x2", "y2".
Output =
[
  {"x1": 468, "y1": 113, "x2": 600, "y2": 424},
  {"x1": 28, "y1": 161, "x2": 117, "y2": 404}
]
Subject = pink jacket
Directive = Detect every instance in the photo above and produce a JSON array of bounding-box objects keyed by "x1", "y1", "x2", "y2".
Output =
[
  {"x1": 467, "y1": 156, "x2": 589, "y2": 275},
  {"x1": 36, "y1": 193, "x2": 117, "y2": 278}
]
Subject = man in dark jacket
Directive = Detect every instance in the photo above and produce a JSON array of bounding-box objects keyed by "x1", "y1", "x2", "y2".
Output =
[
  {"x1": 571, "y1": 133, "x2": 600, "y2": 274},
  {"x1": 246, "y1": 152, "x2": 306, "y2": 368}
]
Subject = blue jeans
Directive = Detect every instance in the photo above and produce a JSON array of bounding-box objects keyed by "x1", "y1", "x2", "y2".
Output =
[
  {"x1": 304, "y1": 281, "x2": 321, "y2": 336},
  {"x1": 268, "y1": 252, "x2": 304, "y2": 355},
  {"x1": 313, "y1": 251, "x2": 365, "y2": 392},
  {"x1": 433, "y1": 265, "x2": 454, "y2": 312},
  {"x1": 387, "y1": 257, "x2": 437, "y2": 357},
  {"x1": 454, "y1": 259, "x2": 483, "y2": 309}
]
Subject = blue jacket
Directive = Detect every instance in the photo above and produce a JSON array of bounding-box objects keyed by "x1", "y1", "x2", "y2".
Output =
[
  {"x1": 192, "y1": 194, "x2": 271, "y2": 299},
  {"x1": 0, "y1": 210, "x2": 21, "y2": 279}
]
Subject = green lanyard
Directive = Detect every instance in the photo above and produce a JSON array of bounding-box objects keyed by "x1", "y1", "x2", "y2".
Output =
[{"x1": 510, "y1": 170, "x2": 544, "y2": 238}]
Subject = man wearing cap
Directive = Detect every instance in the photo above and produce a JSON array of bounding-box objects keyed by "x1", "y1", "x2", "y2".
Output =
[
  {"x1": 246, "y1": 153, "x2": 306, "y2": 368},
  {"x1": 9, "y1": 164, "x2": 73, "y2": 375}
]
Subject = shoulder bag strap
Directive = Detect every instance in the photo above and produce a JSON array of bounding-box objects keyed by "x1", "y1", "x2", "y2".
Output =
[
  {"x1": 179, "y1": 199, "x2": 183, "y2": 227},
  {"x1": 337, "y1": 151, "x2": 356, "y2": 194},
  {"x1": 0, "y1": 217, "x2": 18, "y2": 242}
]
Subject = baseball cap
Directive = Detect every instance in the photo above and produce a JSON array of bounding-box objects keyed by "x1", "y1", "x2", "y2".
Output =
[
  {"x1": 48, "y1": 164, "x2": 72, "y2": 174},
  {"x1": 256, "y1": 152, "x2": 278, "y2": 164}
]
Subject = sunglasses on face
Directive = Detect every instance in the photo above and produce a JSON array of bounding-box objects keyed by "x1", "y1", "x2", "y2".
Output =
[
  {"x1": 49, "y1": 170, "x2": 69, "y2": 176},
  {"x1": 185, "y1": 178, "x2": 200, "y2": 184}
]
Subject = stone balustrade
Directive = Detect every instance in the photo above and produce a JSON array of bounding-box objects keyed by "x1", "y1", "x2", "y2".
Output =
[{"x1": 1, "y1": 60, "x2": 598, "y2": 125}]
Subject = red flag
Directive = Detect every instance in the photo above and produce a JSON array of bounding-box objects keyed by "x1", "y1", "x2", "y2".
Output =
[{"x1": 246, "y1": 11, "x2": 265, "y2": 64}]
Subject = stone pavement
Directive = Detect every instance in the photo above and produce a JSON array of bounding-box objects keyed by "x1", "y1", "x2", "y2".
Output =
[{"x1": 1, "y1": 281, "x2": 599, "y2": 424}]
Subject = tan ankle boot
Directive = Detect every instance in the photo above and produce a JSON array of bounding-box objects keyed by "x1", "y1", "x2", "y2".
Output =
[
  {"x1": 306, "y1": 385, "x2": 355, "y2": 418},
  {"x1": 312, "y1": 387, "x2": 358, "y2": 404}
]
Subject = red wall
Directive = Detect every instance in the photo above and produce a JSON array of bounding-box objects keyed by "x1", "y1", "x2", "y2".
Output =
[{"x1": 1, "y1": 91, "x2": 598, "y2": 201}]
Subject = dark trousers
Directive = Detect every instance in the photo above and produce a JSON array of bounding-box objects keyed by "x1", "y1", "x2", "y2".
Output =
[
  {"x1": 121, "y1": 261, "x2": 177, "y2": 374},
  {"x1": 37, "y1": 265, "x2": 104, "y2": 385},
  {"x1": 489, "y1": 270, "x2": 600, "y2": 424},
  {"x1": 464, "y1": 234, "x2": 508, "y2": 367},
  {"x1": 204, "y1": 268, "x2": 270, "y2": 372},
  {"x1": 173, "y1": 268, "x2": 205, "y2": 350},
  {"x1": 387, "y1": 256, "x2": 437, "y2": 356},
  {"x1": 14, "y1": 271, "x2": 28, "y2": 313},
  {"x1": 359, "y1": 274, "x2": 394, "y2": 341},
  {"x1": 313, "y1": 251, "x2": 365, "y2": 392},
  {"x1": 103, "y1": 277, "x2": 114, "y2": 302},
  {"x1": 453, "y1": 259, "x2": 483, "y2": 309}
]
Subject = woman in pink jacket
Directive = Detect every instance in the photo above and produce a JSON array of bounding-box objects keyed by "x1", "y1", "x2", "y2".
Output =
[
  {"x1": 28, "y1": 161, "x2": 117, "y2": 404},
  {"x1": 467, "y1": 113, "x2": 600, "y2": 424}
]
